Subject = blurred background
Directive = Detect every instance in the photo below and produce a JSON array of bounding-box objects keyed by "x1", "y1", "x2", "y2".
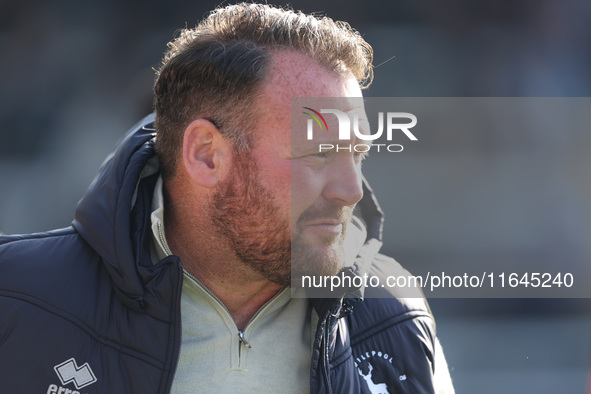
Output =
[{"x1": 1, "y1": 0, "x2": 590, "y2": 392}]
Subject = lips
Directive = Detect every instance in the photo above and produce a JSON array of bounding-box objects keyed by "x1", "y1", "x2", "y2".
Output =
[
  {"x1": 309, "y1": 222, "x2": 342, "y2": 232},
  {"x1": 304, "y1": 219, "x2": 345, "y2": 236},
  {"x1": 295, "y1": 205, "x2": 353, "y2": 239}
]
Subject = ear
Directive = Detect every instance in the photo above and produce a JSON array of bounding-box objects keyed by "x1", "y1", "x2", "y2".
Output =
[{"x1": 182, "y1": 118, "x2": 232, "y2": 188}]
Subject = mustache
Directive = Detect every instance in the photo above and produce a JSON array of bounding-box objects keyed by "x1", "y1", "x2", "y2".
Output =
[{"x1": 295, "y1": 204, "x2": 355, "y2": 228}]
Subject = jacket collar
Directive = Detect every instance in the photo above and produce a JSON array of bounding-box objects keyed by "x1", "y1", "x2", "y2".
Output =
[{"x1": 72, "y1": 114, "x2": 170, "y2": 315}]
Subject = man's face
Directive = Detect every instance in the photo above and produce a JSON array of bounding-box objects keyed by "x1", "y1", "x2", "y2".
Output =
[{"x1": 211, "y1": 51, "x2": 365, "y2": 286}]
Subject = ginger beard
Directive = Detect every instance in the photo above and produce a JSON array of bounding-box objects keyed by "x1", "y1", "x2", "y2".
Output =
[{"x1": 210, "y1": 150, "x2": 353, "y2": 287}]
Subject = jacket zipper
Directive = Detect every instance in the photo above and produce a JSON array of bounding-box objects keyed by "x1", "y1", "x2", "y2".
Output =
[
  {"x1": 323, "y1": 314, "x2": 333, "y2": 394},
  {"x1": 314, "y1": 303, "x2": 342, "y2": 394}
]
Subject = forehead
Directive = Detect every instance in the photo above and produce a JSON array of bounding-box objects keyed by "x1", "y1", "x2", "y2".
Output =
[
  {"x1": 264, "y1": 50, "x2": 361, "y2": 103},
  {"x1": 254, "y1": 50, "x2": 363, "y2": 146}
]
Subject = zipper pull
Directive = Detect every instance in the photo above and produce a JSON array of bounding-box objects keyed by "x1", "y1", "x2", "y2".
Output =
[{"x1": 238, "y1": 331, "x2": 252, "y2": 348}]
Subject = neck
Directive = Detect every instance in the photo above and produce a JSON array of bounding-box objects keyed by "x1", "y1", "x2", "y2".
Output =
[{"x1": 164, "y1": 187, "x2": 282, "y2": 330}]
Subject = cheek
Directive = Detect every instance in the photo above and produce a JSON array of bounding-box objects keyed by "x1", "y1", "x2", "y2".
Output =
[
  {"x1": 290, "y1": 163, "x2": 324, "y2": 219},
  {"x1": 254, "y1": 150, "x2": 290, "y2": 183},
  {"x1": 255, "y1": 157, "x2": 293, "y2": 212}
]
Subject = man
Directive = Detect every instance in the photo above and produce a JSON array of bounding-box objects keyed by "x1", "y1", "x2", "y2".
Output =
[{"x1": 0, "y1": 3, "x2": 453, "y2": 393}]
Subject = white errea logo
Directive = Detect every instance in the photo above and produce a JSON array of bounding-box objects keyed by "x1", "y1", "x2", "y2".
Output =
[{"x1": 49, "y1": 358, "x2": 97, "y2": 392}]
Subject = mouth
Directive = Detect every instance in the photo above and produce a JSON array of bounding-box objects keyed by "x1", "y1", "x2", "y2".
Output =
[
  {"x1": 295, "y1": 205, "x2": 354, "y2": 243},
  {"x1": 304, "y1": 219, "x2": 345, "y2": 236}
]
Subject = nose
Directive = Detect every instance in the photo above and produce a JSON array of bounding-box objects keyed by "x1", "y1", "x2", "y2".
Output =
[{"x1": 322, "y1": 156, "x2": 364, "y2": 206}]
